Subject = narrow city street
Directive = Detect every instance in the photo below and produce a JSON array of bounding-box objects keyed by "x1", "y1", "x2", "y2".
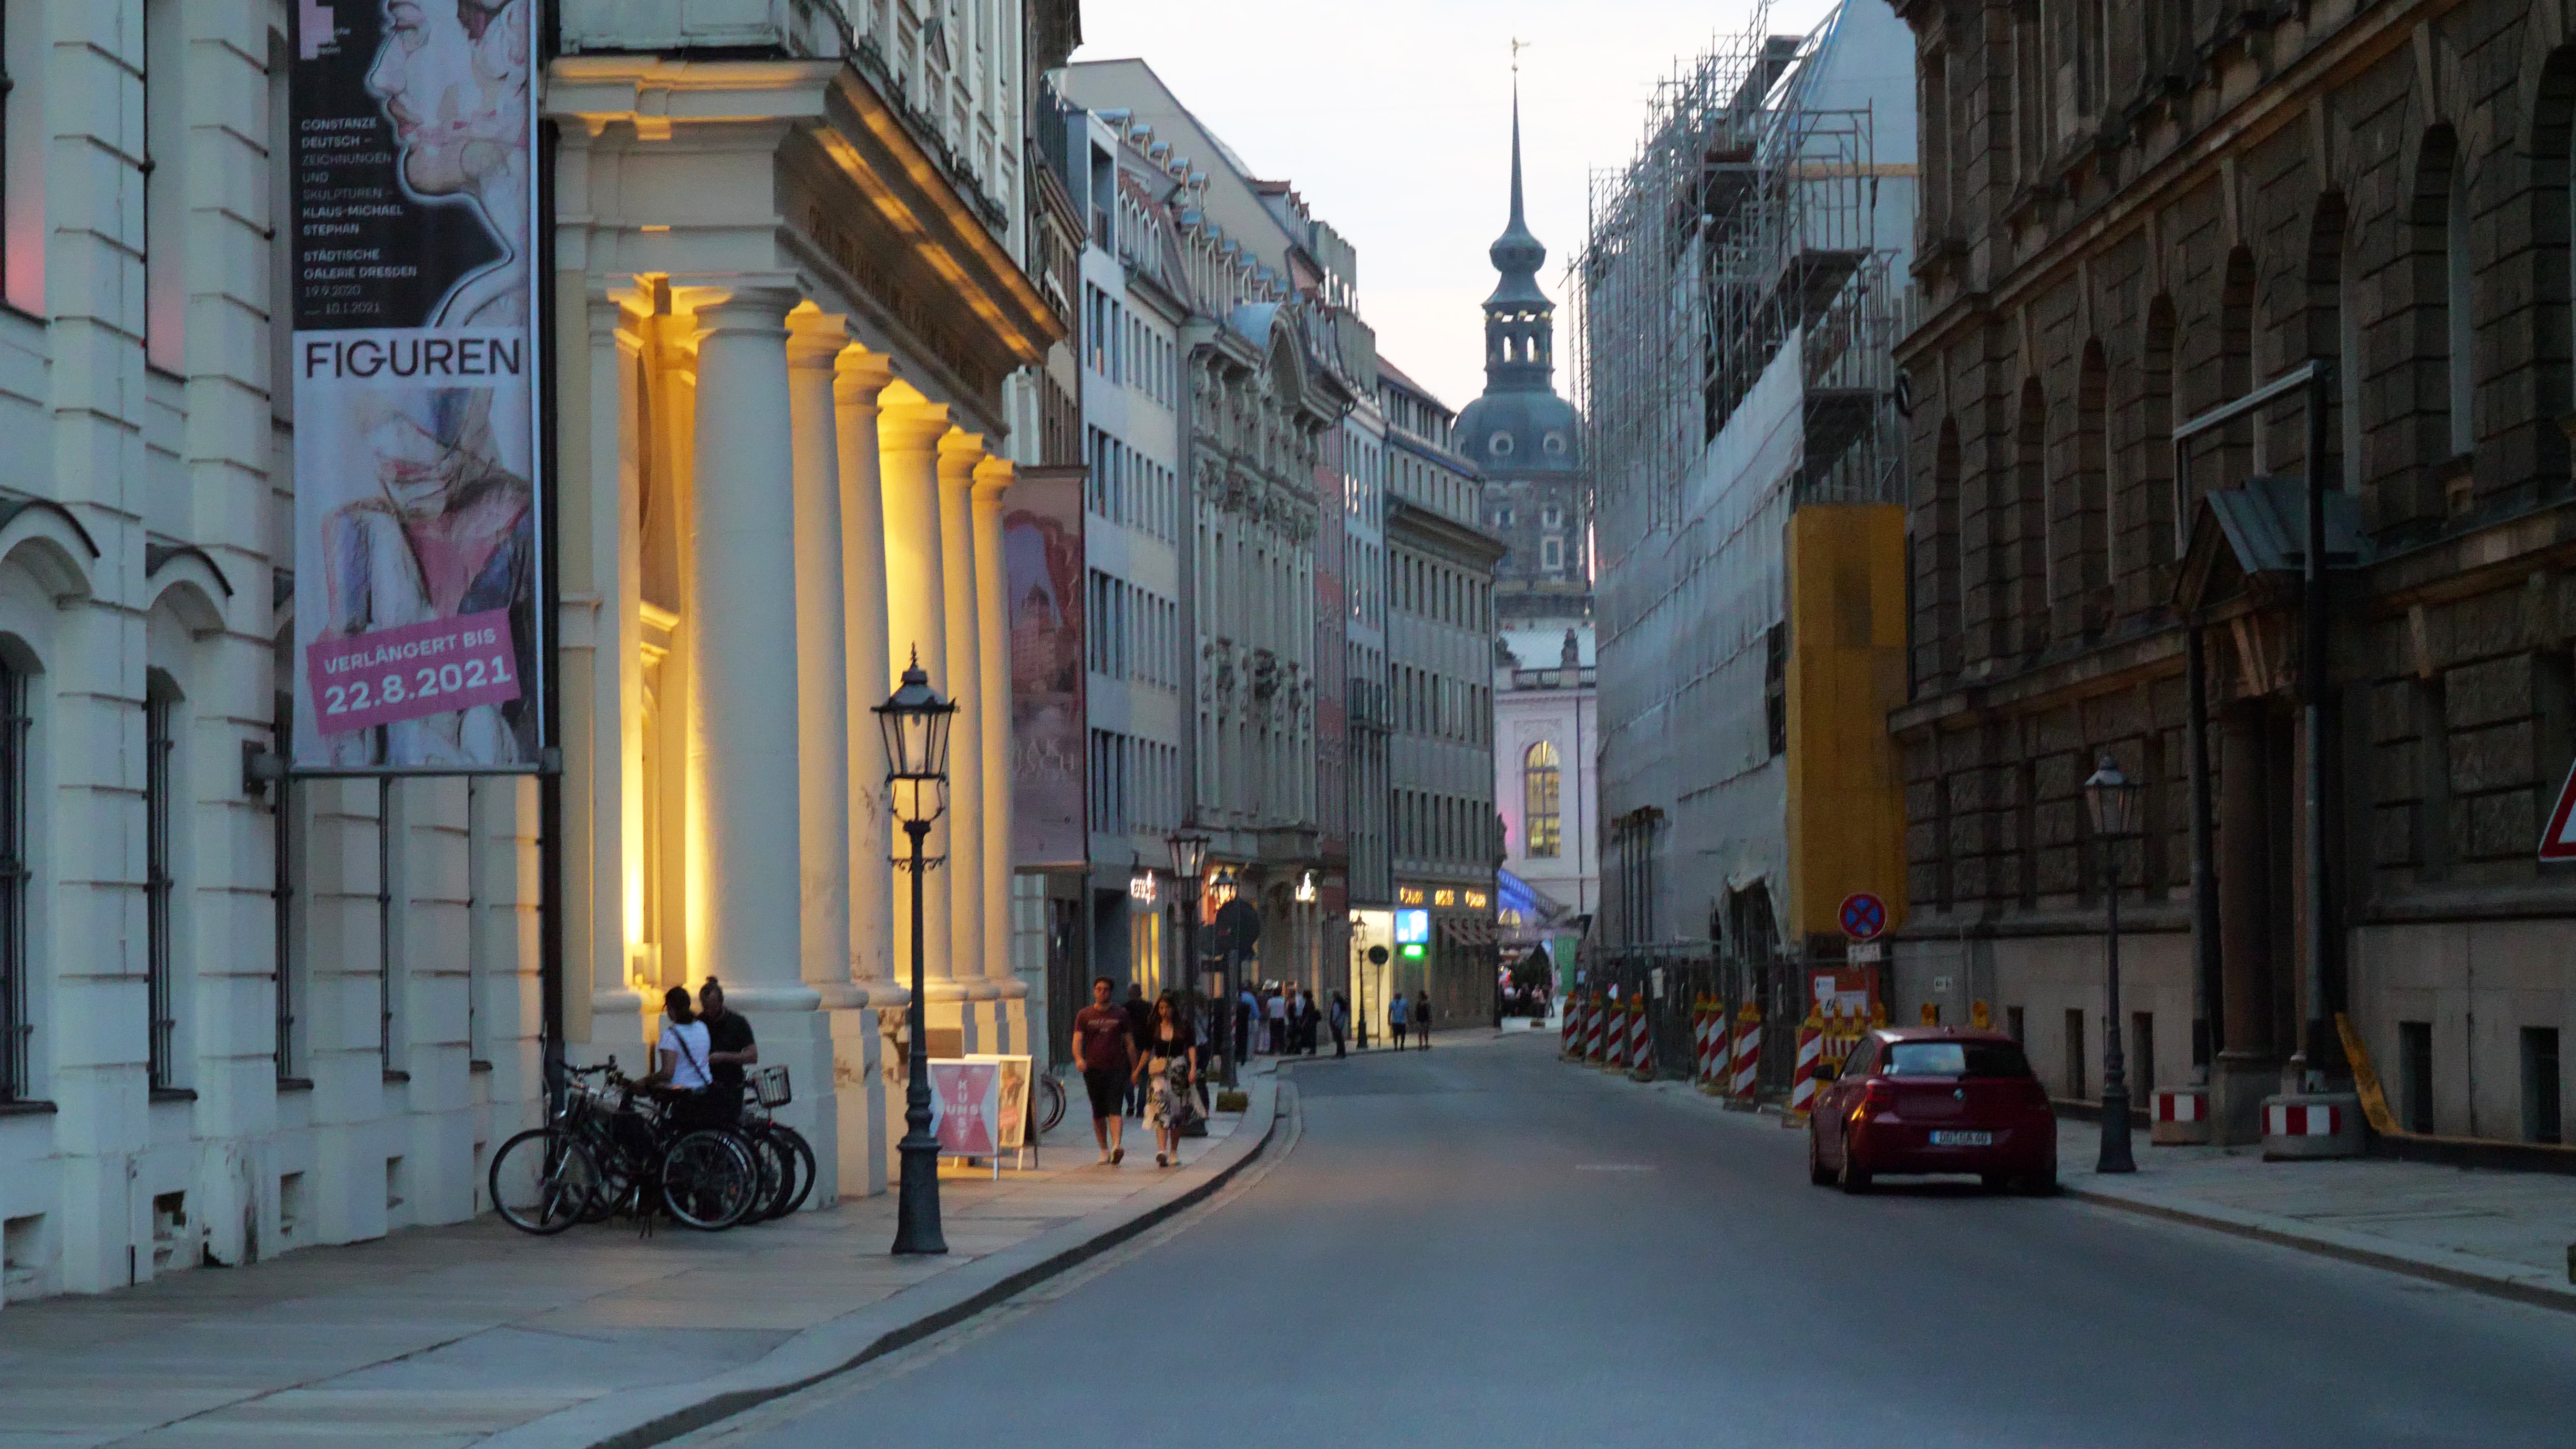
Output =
[{"x1": 674, "y1": 1033, "x2": 2576, "y2": 1449}]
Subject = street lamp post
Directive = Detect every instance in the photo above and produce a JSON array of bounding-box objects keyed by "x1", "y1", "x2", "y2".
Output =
[
  {"x1": 2083, "y1": 753, "x2": 2143, "y2": 1175},
  {"x1": 1166, "y1": 827, "x2": 1209, "y2": 1072},
  {"x1": 876, "y1": 653, "x2": 956, "y2": 1255}
]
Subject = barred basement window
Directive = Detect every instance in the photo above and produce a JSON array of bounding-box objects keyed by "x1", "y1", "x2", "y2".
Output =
[{"x1": 0, "y1": 659, "x2": 25, "y2": 1101}]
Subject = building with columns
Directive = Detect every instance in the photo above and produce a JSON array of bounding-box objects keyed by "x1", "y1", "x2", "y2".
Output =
[
  {"x1": 551, "y1": 3, "x2": 1063, "y2": 1200},
  {"x1": 0, "y1": 0, "x2": 1065, "y2": 1311}
]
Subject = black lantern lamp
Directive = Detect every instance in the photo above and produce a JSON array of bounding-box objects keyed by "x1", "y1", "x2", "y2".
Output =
[
  {"x1": 875, "y1": 651, "x2": 956, "y2": 1254},
  {"x1": 2082, "y1": 754, "x2": 2143, "y2": 1175}
]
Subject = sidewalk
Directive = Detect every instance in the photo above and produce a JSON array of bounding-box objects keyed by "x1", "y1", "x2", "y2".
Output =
[
  {"x1": 2056, "y1": 1119, "x2": 2576, "y2": 1312},
  {"x1": 0, "y1": 1068, "x2": 1281, "y2": 1449}
]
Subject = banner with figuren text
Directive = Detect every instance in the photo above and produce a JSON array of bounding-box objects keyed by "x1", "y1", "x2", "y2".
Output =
[{"x1": 288, "y1": 0, "x2": 544, "y2": 771}]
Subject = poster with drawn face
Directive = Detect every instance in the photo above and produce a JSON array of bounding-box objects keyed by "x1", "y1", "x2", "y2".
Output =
[{"x1": 288, "y1": 0, "x2": 543, "y2": 770}]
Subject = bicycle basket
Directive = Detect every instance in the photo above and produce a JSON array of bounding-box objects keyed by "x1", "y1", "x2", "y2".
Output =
[{"x1": 750, "y1": 1064, "x2": 792, "y2": 1108}]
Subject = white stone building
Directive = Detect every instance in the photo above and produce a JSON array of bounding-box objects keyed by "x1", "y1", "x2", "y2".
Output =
[{"x1": 0, "y1": 0, "x2": 1064, "y2": 1310}]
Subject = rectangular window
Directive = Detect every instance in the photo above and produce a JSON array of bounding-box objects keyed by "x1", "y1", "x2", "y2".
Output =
[
  {"x1": 0, "y1": 661, "x2": 27, "y2": 1101},
  {"x1": 272, "y1": 690, "x2": 297, "y2": 1080},
  {"x1": 2130, "y1": 1011, "x2": 2154, "y2": 1106},
  {"x1": 146, "y1": 684, "x2": 177, "y2": 1090},
  {"x1": 2399, "y1": 1020, "x2": 2434, "y2": 1134},
  {"x1": 2063, "y1": 1008, "x2": 2086, "y2": 1100},
  {"x1": 2523, "y1": 1027, "x2": 2562, "y2": 1145},
  {"x1": 145, "y1": 0, "x2": 187, "y2": 370}
]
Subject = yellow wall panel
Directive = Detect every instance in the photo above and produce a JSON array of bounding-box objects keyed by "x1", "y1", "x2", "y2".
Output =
[{"x1": 1782, "y1": 504, "x2": 1910, "y2": 943}]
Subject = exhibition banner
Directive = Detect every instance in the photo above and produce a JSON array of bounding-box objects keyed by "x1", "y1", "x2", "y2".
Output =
[
  {"x1": 288, "y1": 0, "x2": 544, "y2": 771},
  {"x1": 1004, "y1": 467, "x2": 1087, "y2": 867}
]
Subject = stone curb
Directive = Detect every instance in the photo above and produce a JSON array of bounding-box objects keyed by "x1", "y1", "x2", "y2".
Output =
[
  {"x1": 481, "y1": 1069, "x2": 1284, "y2": 1449},
  {"x1": 2066, "y1": 1182, "x2": 2576, "y2": 1317}
]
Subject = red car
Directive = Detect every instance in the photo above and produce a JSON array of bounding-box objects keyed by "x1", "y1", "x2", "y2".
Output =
[{"x1": 1806, "y1": 1027, "x2": 2057, "y2": 1195}]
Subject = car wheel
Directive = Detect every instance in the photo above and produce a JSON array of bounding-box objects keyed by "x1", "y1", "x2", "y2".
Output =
[
  {"x1": 1808, "y1": 1132, "x2": 1834, "y2": 1187},
  {"x1": 2019, "y1": 1161, "x2": 2059, "y2": 1197},
  {"x1": 1837, "y1": 1147, "x2": 1872, "y2": 1195}
]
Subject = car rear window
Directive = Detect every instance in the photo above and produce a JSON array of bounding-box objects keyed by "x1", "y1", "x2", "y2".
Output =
[{"x1": 1884, "y1": 1041, "x2": 2035, "y2": 1079}]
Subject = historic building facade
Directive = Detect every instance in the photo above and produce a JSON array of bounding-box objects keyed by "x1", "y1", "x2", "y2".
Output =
[
  {"x1": 0, "y1": 0, "x2": 1074, "y2": 1313},
  {"x1": 1379, "y1": 365, "x2": 1506, "y2": 1036},
  {"x1": 1890, "y1": 0, "x2": 2576, "y2": 1144}
]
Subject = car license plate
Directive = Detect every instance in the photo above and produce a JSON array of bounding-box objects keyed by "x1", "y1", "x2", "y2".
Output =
[{"x1": 1928, "y1": 1130, "x2": 1992, "y2": 1146}]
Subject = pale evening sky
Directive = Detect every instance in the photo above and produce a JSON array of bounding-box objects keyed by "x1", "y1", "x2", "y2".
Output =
[{"x1": 1068, "y1": 0, "x2": 1842, "y2": 415}]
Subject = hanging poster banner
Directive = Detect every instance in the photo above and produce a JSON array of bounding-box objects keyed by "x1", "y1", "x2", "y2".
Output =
[
  {"x1": 288, "y1": 0, "x2": 544, "y2": 772},
  {"x1": 1004, "y1": 465, "x2": 1087, "y2": 867}
]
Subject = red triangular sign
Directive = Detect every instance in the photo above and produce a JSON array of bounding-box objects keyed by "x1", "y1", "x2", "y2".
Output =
[{"x1": 2541, "y1": 762, "x2": 2576, "y2": 862}]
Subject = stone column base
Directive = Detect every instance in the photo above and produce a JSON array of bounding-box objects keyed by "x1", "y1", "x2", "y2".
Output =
[
  {"x1": 744, "y1": 1008, "x2": 842, "y2": 1208},
  {"x1": 828, "y1": 1005, "x2": 889, "y2": 1198},
  {"x1": 2209, "y1": 1053, "x2": 2279, "y2": 1147}
]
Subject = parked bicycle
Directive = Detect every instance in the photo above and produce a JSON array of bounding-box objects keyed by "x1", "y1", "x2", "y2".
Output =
[{"x1": 490, "y1": 1060, "x2": 769, "y2": 1234}]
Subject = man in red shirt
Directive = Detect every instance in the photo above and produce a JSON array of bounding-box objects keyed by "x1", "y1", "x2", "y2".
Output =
[{"x1": 1071, "y1": 976, "x2": 1134, "y2": 1165}]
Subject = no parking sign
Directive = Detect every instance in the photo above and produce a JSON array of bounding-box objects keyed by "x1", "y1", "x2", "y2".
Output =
[{"x1": 1838, "y1": 892, "x2": 1887, "y2": 941}]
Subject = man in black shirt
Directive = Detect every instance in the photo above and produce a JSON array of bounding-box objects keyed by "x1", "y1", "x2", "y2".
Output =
[
  {"x1": 1120, "y1": 982, "x2": 1152, "y2": 1117},
  {"x1": 698, "y1": 978, "x2": 757, "y2": 1122}
]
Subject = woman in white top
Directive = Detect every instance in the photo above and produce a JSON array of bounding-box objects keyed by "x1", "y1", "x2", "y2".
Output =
[{"x1": 651, "y1": 985, "x2": 715, "y2": 1098}]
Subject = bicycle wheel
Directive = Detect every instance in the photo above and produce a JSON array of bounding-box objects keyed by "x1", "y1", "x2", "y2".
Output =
[
  {"x1": 1038, "y1": 1072, "x2": 1067, "y2": 1134},
  {"x1": 736, "y1": 1127, "x2": 790, "y2": 1224},
  {"x1": 488, "y1": 1127, "x2": 601, "y2": 1235},
  {"x1": 767, "y1": 1124, "x2": 818, "y2": 1218},
  {"x1": 660, "y1": 1129, "x2": 757, "y2": 1230}
]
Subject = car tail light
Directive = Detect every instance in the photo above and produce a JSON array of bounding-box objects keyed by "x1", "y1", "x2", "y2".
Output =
[{"x1": 1860, "y1": 1080, "x2": 1896, "y2": 1113}]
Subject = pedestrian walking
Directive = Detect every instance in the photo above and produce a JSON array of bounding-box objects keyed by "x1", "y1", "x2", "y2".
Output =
[
  {"x1": 1121, "y1": 981, "x2": 1151, "y2": 1117},
  {"x1": 1388, "y1": 988, "x2": 1409, "y2": 1050},
  {"x1": 1071, "y1": 977, "x2": 1132, "y2": 1165},
  {"x1": 1266, "y1": 985, "x2": 1288, "y2": 1055},
  {"x1": 1234, "y1": 985, "x2": 1255, "y2": 1067},
  {"x1": 1301, "y1": 988, "x2": 1322, "y2": 1054},
  {"x1": 1329, "y1": 991, "x2": 1348, "y2": 1058},
  {"x1": 1414, "y1": 989, "x2": 1434, "y2": 1049},
  {"x1": 1138, "y1": 996, "x2": 1200, "y2": 1168}
]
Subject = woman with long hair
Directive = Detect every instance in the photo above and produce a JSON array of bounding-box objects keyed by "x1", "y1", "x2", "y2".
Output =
[{"x1": 1136, "y1": 994, "x2": 1201, "y2": 1167}]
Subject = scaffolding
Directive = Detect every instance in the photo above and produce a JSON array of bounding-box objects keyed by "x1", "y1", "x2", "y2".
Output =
[{"x1": 1569, "y1": 2, "x2": 1904, "y2": 545}]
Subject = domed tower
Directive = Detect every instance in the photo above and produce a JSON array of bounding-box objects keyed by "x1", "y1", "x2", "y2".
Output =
[{"x1": 1457, "y1": 81, "x2": 1590, "y2": 624}]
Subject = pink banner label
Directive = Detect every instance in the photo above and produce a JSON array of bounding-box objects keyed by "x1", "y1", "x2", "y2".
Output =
[
  {"x1": 307, "y1": 610, "x2": 521, "y2": 736},
  {"x1": 929, "y1": 1061, "x2": 999, "y2": 1156}
]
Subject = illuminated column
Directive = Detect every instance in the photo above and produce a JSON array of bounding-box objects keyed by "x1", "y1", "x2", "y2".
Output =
[
  {"x1": 833, "y1": 347, "x2": 897, "y2": 1196},
  {"x1": 786, "y1": 312, "x2": 853, "y2": 1001},
  {"x1": 936, "y1": 430, "x2": 993, "y2": 1048},
  {"x1": 877, "y1": 385, "x2": 967, "y2": 1046},
  {"x1": 971, "y1": 456, "x2": 1026, "y2": 1047},
  {"x1": 688, "y1": 286, "x2": 817, "y2": 1018}
]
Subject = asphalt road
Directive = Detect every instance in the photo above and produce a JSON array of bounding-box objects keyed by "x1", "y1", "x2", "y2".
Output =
[{"x1": 679, "y1": 1032, "x2": 2576, "y2": 1449}]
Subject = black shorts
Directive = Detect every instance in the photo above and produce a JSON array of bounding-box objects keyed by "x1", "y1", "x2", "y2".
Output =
[{"x1": 1083, "y1": 1068, "x2": 1129, "y2": 1120}]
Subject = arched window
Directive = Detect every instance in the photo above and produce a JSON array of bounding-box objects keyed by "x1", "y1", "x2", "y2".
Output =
[{"x1": 1522, "y1": 741, "x2": 1562, "y2": 859}]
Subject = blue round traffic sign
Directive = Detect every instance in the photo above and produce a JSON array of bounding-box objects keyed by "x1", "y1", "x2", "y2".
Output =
[{"x1": 1839, "y1": 892, "x2": 1887, "y2": 941}]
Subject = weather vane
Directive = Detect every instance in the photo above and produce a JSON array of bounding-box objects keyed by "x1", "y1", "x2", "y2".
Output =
[{"x1": 1511, "y1": 36, "x2": 1530, "y2": 74}]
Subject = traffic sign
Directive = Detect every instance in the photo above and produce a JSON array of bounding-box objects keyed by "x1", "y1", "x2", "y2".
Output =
[
  {"x1": 1838, "y1": 892, "x2": 1887, "y2": 941},
  {"x1": 2540, "y1": 762, "x2": 2576, "y2": 862}
]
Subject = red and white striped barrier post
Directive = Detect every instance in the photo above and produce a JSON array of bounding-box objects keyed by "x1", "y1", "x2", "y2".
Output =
[
  {"x1": 1601, "y1": 996, "x2": 1626, "y2": 1072},
  {"x1": 1585, "y1": 993, "x2": 1609, "y2": 1065},
  {"x1": 2151, "y1": 1085, "x2": 2210, "y2": 1145},
  {"x1": 2261, "y1": 1093, "x2": 2363, "y2": 1160},
  {"x1": 1787, "y1": 1005, "x2": 1824, "y2": 1123},
  {"x1": 1730, "y1": 1002, "x2": 1762, "y2": 1102},
  {"x1": 1627, "y1": 997, "x2": 1653, "y2": 1079},
  {"x1": 1561, "y1": 992, "x2": 1583, "y2": 1060},
  {"x1": 1695, "y1": 997, "x2": 1716, "y2": 1088}
]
